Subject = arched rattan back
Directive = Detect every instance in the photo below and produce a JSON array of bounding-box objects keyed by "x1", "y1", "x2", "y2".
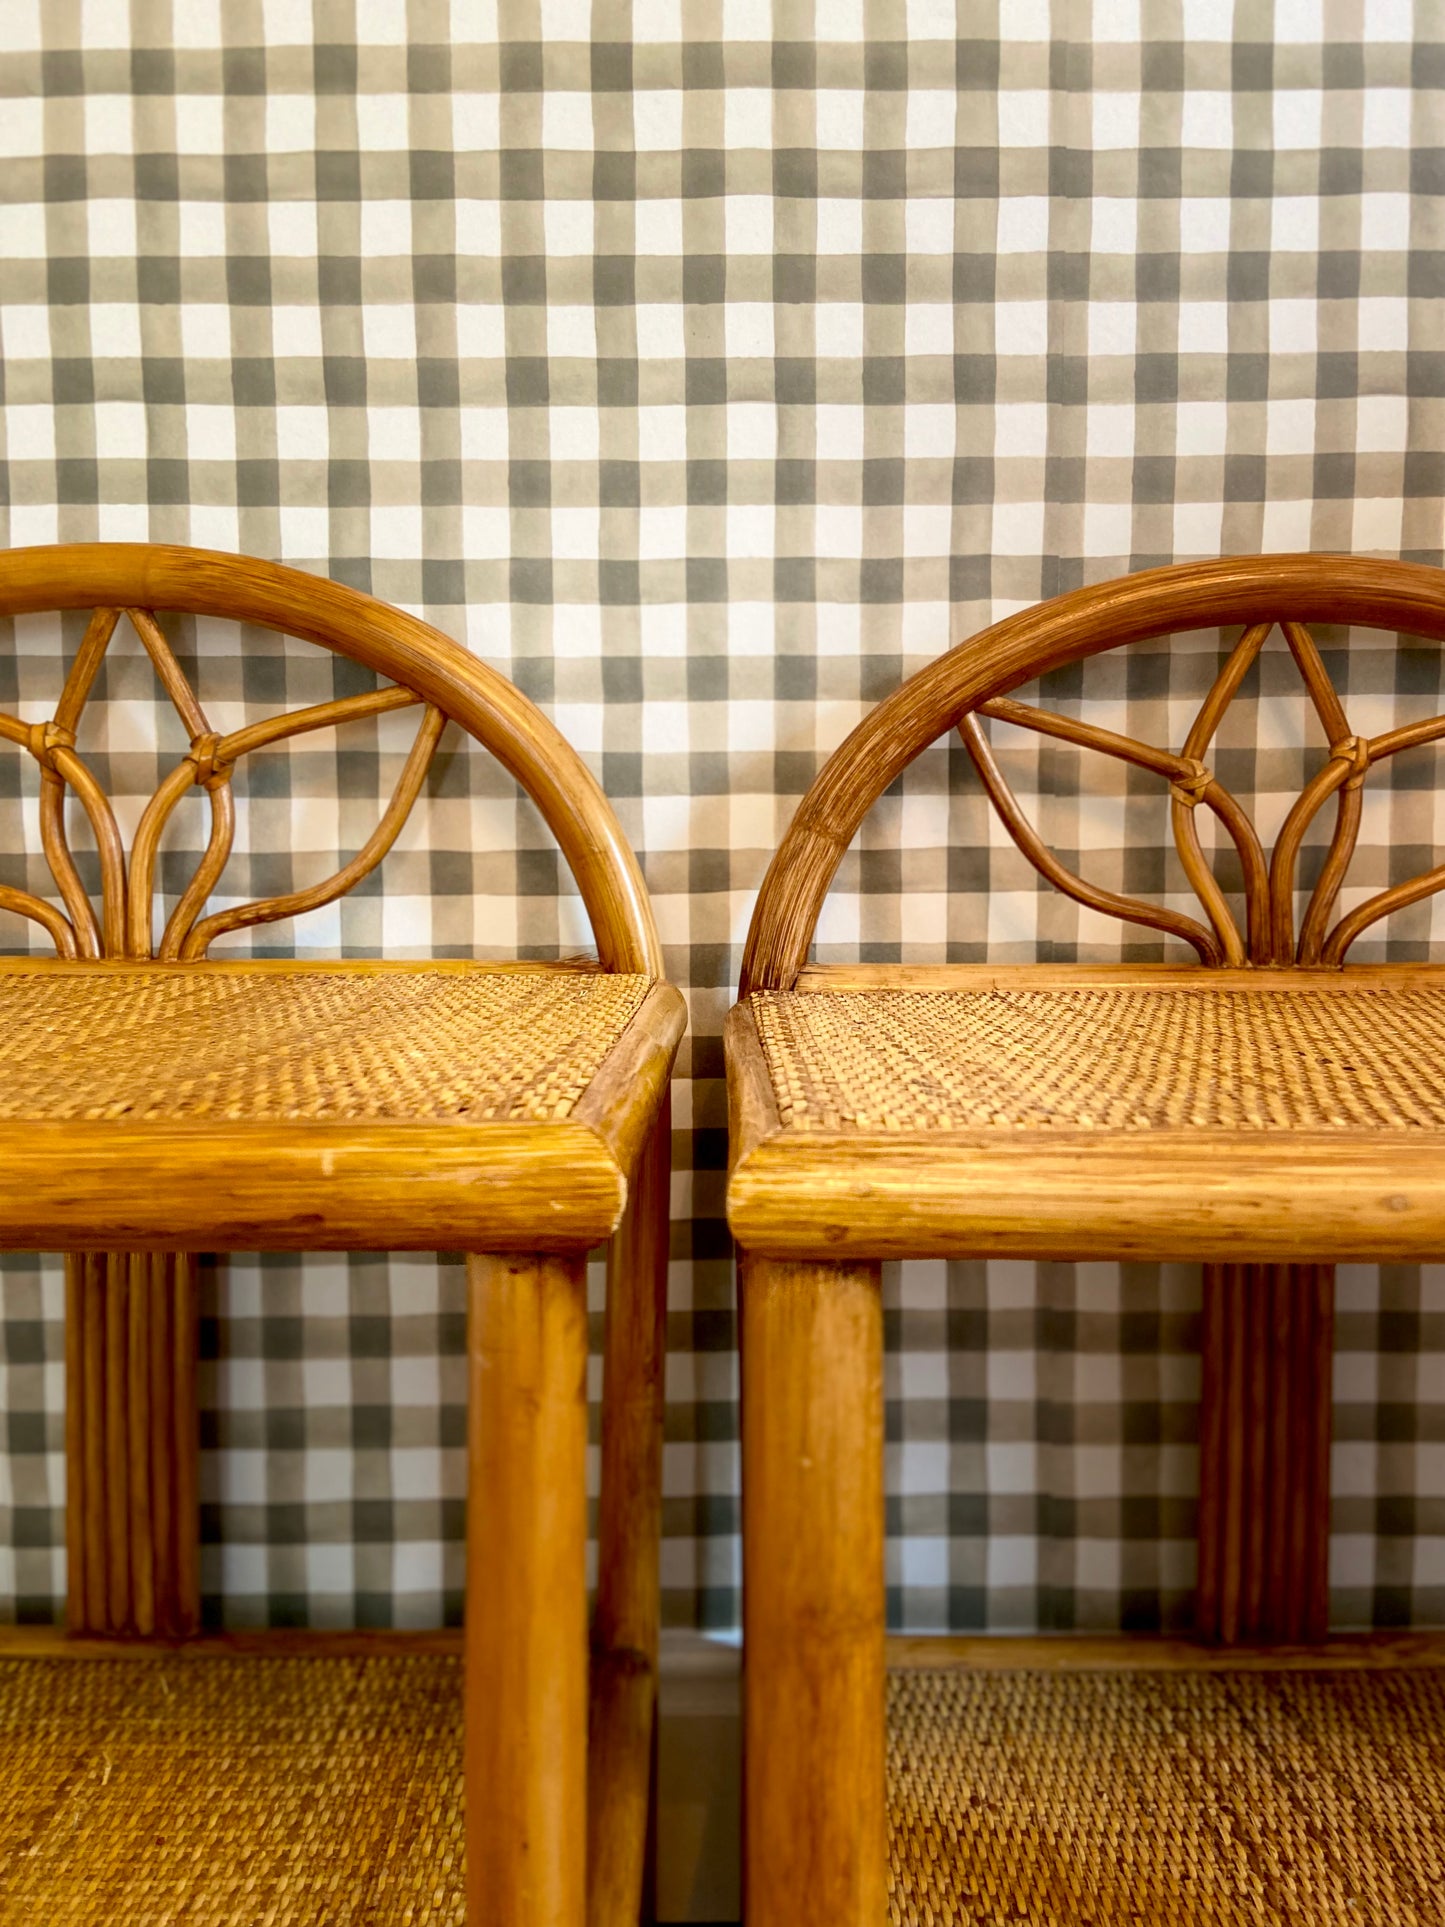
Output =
[
  {"x1": 0, "y1": 543, "x2": 660, "y2": 973},
  {"x1": 741, "y1": 554, "x2": 1445, "y2": 992}
]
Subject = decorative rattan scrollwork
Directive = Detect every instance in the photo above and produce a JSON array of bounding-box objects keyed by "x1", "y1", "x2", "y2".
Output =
[
  {"x1": 958, "y1": 617, "x2": 1445, "y2": 967},
  {"x1": 0, "y1": 605, "x2": 445, "y2": 961}
]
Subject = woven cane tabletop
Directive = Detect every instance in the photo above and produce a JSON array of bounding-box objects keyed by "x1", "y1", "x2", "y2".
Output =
[
  {"x1": 0, "y1": 964, "x2": 650, "y2": 1124},
  {"x1": 750, "y1": 984, "x2": 1445, "y2": 1134}
]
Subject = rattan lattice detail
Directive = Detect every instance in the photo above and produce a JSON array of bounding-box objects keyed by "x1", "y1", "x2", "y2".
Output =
[
  {"x1": 750, "y1": 985, "x2": 1445, "y2": 1132},
  {"x1": 960, "y1": 619, "x2": 1445, "y2": 966},
  {"x1": 0, "y1": 966, "x2": 650, "y2": 1122},
  {"x1": 0, "y1": 606, "x2": 446, "y2": 961}
]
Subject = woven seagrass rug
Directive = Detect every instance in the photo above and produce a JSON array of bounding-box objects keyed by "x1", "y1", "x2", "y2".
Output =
[
  {"x1": 1, "y1": 1655, "x2": 1443, "y2": 1924},
  {"x1": 887, "y1": 1668, "x2": 1445, "y2": 1927},
  {"x1": 0, "y1": 1655, "x2": 465, "y2": 1926}
]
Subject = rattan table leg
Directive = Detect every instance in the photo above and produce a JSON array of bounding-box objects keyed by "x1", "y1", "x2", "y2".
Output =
[
  {"x1": 466, "y1": 1250, "x2": 589, "y2": 1927},
  {"x1": 588, "y1": 1091, "x2": 671, "y2": 1927},
  {"x1": 65, "y1": 1250, "x2": 200, "y2": 1638},
  {"x1": 740, "y1": 1255, "x2": 886, "y2": 1927},
  {"x1": 1197, "y1": 1261, "x2": 1334, "y2": 1643}
]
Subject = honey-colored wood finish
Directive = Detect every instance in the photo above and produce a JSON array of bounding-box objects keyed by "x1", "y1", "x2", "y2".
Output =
[
  {"x1": 729, "y1": 556, "x2": 1445, "y2": 1919},
  {"x1": 10, "y1": 1620, "x2": 1445, "y2": 1671},
  {"x1": 739, "y1": 554, "x2": 1445, "y2": 996},
  {"x1": 0, "y1": 546, "x2": 683, "y2": 1927},
  {"x1": 0, "y1": 1116, "x2": 626, "y2": 1251},
  {"x1": 588, "y1": 1095, "x2": 671, "y2": 1927},
  {"x1": 794, "y1": 961, "x2": 1445, "y2": 991},
  {"x1": 729, "y1": 976, "x2": 1445, "y2": 1262},
  {"x1": 740, "y1": 1255, "x2": 887, "y2": 1927},
  {"x1": 884, "y1": 1629, "x2": 1445, "y2": 1672},
  {"x1": 65, "y1": 1251, "x2": 199, "y2": 1638},
  {"x1": 0, "y1": 962, "x2": 683, "y2": 1252},
  {"x1": 1196, "y1": 1262, "x2": 1334, "y2": 1644},
  {"x1": 467, "y1": 1252, "x2": 590, "y2": 1927},
  {"x1": 0, "y1": 546, "x2": 660, "y2": 975},
  {"x1": 729, "y1": 1134, "x2": 1445, "y2": 1267},
  {"x1": 573, "y1": 984, "x2": 684, "y2": 1180}
]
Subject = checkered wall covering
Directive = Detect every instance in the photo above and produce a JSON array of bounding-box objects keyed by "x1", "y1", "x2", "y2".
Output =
[{"x1": 1, "y1": 0, "x2": 1444, "y2": 1632}]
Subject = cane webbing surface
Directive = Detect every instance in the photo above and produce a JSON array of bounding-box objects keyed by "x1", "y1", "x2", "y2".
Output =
[
  {"x1": 3, "y1": 1657, "x2": 1443, "y2": 1926},
  {"x1": 888, "y1": 1667, "x2": 1445, "y2": 1927},
  {"x1": 0, "y1": 1655, "x2": 465, "y2": 1925},
  {"x1": 750, "y1": 986, "x2": 1445, "y2": 1134},
  {"x1": 0, "y1": 965, "x2": 650, "y2": 1124}
]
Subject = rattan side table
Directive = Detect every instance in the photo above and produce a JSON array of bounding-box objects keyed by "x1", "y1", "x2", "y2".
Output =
[
  {"x1": 727, "y1": 554, "x2": 1445, "y2": 1926},
  {"x1": 0, "y1": 543, "x2": 683, "y2": 1927}
]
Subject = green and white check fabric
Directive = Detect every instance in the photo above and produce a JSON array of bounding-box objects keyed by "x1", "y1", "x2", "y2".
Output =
[{"x1": 0, "y1": 0, "x2": 1442, "y2": 1633}]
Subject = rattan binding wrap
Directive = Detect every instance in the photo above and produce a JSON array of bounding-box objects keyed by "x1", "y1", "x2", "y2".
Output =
[
  {"x1": 0, "y1": 966, "x2": 650, "y2": 1123},
  {"x1": 749, "y1": 985, "x2": 1445, "y2": 1134}
]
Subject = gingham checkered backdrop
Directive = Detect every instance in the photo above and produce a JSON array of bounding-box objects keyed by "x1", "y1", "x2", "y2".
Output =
[{"x1": 0, "y1": 0, "x2": 1443, "y2": 1633}]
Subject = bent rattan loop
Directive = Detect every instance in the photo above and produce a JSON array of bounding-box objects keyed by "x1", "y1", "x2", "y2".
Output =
[
  {"x1": 0, "y1": 544, "x2": 660, "y2": 974},
  {"x1": 740, "y1": 555, "x2": 1445, "y2": 992}
]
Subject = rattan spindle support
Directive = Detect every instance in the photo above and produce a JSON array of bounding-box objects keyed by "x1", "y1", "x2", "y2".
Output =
[
  {"x1": 1196, "y1": 1261, "x2": 1334, "y2": 1644},
  {"x1": 65, "y1": 1251, "x2": 199, "y2": 1638}
]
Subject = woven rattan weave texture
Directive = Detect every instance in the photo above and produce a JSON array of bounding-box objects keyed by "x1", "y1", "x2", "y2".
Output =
[
  {"x1": 2, "y1": 1656, "x2": 1442, "y2": 1926},
  {"x1": 0, "y1": 966, "x2": 650, "y2": 1123},
  {"x1": 750, "y1": 985, "x2": 1445, "y2": 1134},
  {"x1": 0, "y1": 1656, "x2": 467, "y2": 1926},
  {"x1": 888, "y1": 1667, "x2": 1445, "y2": 1926}
]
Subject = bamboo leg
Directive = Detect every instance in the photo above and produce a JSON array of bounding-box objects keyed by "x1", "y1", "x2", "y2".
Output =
[
  {"x1": 740, "y1": 1254, "x2": 886, "y2": 1927},
  {"x1": 466, "y1": 1251, "x2": 589, "y2": 1927},
  {"x1": 79, "y1": 1254, "x2": 107, "y2": 1631},
  {"x1": 64, "y1": 1251, "x2": 201, "y2": 1639},
  {"x1": 588, "y1": 1093, "x2": 671, "y2": 1927},
  {"x1": 127, "y1": 1254, "x2": 155, "y2": 1637},
  {"x1": 64, "y1": 1258, "x2": 87, "y2": 1633},
  {"x1": 171, "y1": 1252, "x2": 201, "y2": 1632},
  {"x1": 149, "y1": 1260, "x2": 176, "y2": 1638},
  {"x1": 1196, "y1": 1261, "x2": 1335, "y2": 1643},
  {"x1": 103, "y1": 1253, "x2": 131, "y2": 1629}
]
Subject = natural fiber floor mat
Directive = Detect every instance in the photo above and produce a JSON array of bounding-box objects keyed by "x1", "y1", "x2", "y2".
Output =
[
  {"x1": 0, "y1": 1654, "x2": 465, "y2": 1925},
  {"x1": 2, "y1": 1655, "x2": 1443, "y2": 1924},
  {"x1": 889, "y1": 1667, "x2": 1445, "y2": 1926}
]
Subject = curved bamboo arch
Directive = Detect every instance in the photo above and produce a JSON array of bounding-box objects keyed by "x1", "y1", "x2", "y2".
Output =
[
  {"x1": 0, "y1": 544, "x2": 660, "y2": 975},
  {"x1": 740, "y1": 554, "x2": 1445, "y2": 993}
]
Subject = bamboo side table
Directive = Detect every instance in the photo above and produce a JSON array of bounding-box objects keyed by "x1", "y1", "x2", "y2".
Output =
[
  {"x1": 0, "y1": 543, "x2": 683, "y2": 1927},
  {"x1": 727, "y1": 553, "x2": 1445, "y2": 1926}
]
